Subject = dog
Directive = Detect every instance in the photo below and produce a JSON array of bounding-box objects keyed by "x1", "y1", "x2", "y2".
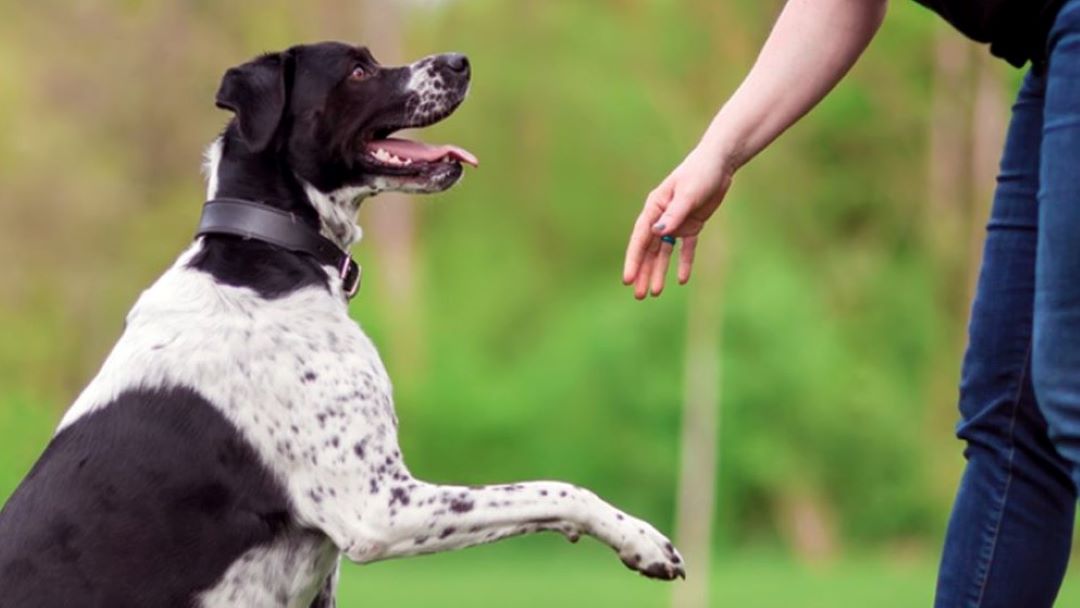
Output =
[{"x1": 0, "y1": 41, "x2": 685, "y2": 607}]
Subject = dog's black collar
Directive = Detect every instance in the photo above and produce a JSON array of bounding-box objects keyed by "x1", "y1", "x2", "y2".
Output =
[{"x1": 196, "y1": 198, "x2": 361, "y2": 299}]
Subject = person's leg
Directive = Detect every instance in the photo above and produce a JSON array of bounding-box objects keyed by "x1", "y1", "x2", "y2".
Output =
[
  {"x1": 935, "y1": 68, "x2": 1076, "y2": 608},
  {"x1": 1033, "y1": 0, "x2": 1080, "y2": 510}
]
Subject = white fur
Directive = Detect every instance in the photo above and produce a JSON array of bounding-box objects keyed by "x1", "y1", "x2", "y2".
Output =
[
  {"x1": 301, "y1": 181, "x2": 366, "y2": 249},
  {"x1": 405, "y1": 57, "x2": 454, "y2": 121},
  {"x1": 202, "y1": 137, "x2": 224, "y2": 200}
]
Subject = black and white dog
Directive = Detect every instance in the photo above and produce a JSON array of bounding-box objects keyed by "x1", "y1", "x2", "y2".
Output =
[{"x1": 0, "y1": 42, "x2": 684, "y2": 607}]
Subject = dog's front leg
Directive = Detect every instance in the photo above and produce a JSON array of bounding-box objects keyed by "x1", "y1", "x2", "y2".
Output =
[{"x1": 349, "y1": 480, "x2": 684, "y2": 580}]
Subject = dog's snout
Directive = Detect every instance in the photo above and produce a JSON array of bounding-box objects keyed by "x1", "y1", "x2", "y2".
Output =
[{"x1": 440, "y1": 53, "x2": 470, "y2": 75}]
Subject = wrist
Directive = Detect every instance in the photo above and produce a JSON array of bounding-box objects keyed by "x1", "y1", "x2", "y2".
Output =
[
  {"x1": 692, "y1": 136, "x2": 741, "y2": 182},
  {"x1": 695, "y1": 113, "x2": 744, "y2": 169}
]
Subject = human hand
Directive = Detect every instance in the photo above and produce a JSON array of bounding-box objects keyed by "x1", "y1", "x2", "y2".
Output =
[{"x1": 622, "y1": 145, "x2": 733, "y2": 298}]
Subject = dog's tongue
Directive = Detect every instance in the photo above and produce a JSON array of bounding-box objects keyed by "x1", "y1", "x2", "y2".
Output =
[{"x1": 367, "y1": 138, "x2": 479, "y2": 167}]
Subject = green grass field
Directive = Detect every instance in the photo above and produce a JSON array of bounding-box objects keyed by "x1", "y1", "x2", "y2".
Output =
[
  {"x1": 336, "y1": 537, "x2": 932, "y2": 607},
  {"x1": 337, "y1": 537, "x2": 1080, "y2": 606}
]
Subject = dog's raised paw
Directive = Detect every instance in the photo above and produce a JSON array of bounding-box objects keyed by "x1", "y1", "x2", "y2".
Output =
[{"x1": 611, "y1": 519, "x2": 686, "y2": 581}]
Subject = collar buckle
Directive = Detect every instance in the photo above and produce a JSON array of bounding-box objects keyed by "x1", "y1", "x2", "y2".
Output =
[{"x1": 340, "y1": 256, "x2": 361, "y2": 300}]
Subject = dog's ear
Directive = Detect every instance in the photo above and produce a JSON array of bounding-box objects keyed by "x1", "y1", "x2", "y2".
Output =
[{"x1": 215, "y1": 52, "x2": 290, "y2": 152}]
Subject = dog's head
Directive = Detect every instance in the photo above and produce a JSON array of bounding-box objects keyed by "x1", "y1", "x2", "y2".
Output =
[{"x1": 210, "y1": 42, "x2": 476, "y2": 244}]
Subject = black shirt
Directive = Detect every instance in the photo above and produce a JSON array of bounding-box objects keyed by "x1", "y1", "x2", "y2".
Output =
[{"x1": 912, "y1": 0, "x2": 1065, "y2": 67}]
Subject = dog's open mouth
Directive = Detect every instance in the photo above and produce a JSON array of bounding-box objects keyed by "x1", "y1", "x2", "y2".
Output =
[
  {"x1": 356, "y1": 133, "x2": 477, "y2": 194},
  {"x1": 363, "y1": 138, "x2": 478, "y2": 170},
  {"x1": 353, "y1": 71, "x2": 476, "y2": 193}
]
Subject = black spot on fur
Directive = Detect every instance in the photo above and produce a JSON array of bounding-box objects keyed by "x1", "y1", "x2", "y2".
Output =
[
  {"x1": 641, "y1": 562, "x2": 677, "y2": 580},
  {"x1": 389, "y1": 487, "x2": 410, "y2": 507},
  {"x1": 449, "y1": 499, "x2": 474, "y2": 513}
]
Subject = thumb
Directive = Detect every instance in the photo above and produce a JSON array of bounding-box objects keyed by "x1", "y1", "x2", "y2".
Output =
[{"x1": 651, "y1": 189, "x2": 697, "y2": 236}]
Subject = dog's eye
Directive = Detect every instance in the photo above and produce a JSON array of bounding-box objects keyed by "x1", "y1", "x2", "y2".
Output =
[{"x1": 350, "y1": 66, "x2": 368, "y2": 80}]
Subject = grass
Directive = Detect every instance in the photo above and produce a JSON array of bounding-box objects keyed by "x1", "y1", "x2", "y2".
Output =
[
  {"x1": 336, "y1": 537, "x2": 941, "y2": 608},
  {"x1": 339, "y1": 535, "x2": 1080, "y2": 607}
]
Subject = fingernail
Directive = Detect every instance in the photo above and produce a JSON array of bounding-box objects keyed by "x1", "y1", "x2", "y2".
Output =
[{"x1": 652, "y1": 221, "x2": 665, "y2": 233}]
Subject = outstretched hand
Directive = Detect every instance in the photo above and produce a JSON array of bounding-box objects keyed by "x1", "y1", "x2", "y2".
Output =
[{"x1": 622, "y1": 145, "x2": 733, "y2": 299}]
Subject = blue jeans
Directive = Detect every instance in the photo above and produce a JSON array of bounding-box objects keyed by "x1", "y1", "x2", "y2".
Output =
[{"x1": 935, "y1": 3, "x2": 1080, "y2": 606}]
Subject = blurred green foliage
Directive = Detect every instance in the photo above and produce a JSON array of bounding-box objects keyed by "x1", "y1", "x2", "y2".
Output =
[{"x1": 0, "y1": 0, "x2": 1032, "y2": 575}]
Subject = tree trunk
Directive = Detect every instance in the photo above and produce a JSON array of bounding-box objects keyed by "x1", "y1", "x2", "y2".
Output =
[
  {"x1": 671, "y1": 233, "x2": 724, "y2": 608},
  {"x1": 928, "y1": 24, "x2": 973, "y2": 228},
  {"x1": 354, "y1": 0, "x2": 426, "y2": 374},
  {"x1": 967, "y1": 53, "x2": 1007, "y2": 305}
]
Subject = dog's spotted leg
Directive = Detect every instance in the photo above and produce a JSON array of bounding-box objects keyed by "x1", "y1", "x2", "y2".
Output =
[{"x1": 348, "y1": 480, "x2": 685, "y2": 580}]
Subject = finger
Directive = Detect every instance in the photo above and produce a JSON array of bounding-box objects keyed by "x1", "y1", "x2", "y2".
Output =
[
  {"x1": 634, "y1": 238, "x2": 661, "y2": 300},
  {"x1": 634, "y1": 253, "x2": 654, "y2": 300},
  {"x1": 677, "y1": 236, "x2": 698, "y2": 285},
  {"x1": 623, "y1": 216, "x2": 655, "y2": 285},
  {"x1": 652, "y1": 191, "x2": 697, "y2": 237},
  {"x1": 650, "y1": 239, "x2": 675, "y2": 296},
  {"x1": 624, "y1": 186, "x2": 672, "y2": 284}
]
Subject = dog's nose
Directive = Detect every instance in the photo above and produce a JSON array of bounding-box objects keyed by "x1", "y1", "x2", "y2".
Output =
[{"x1": 441, "y1": 53, "x2": 470, "y2": 75}]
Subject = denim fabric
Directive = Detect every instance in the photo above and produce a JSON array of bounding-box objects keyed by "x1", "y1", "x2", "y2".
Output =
[{"x1": 935, "y1": 3, "x2": 1080, "y2": 606}]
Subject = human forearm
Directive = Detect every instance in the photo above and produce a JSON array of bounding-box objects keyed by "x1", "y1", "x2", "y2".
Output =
[
  {"x1": 702, "y1": 0, "x2": 888, "y2": 170},
  {"x1": 623, "y1": 0, "x2": 888, "y2": 297}
]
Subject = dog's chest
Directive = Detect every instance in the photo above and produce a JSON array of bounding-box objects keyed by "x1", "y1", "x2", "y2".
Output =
[
  {"x1": 63, "y1": 247, "x2": 395, "y2": 451},
  {"x1": 59, "y1": 244, "x2": 401, "y2": 571}
]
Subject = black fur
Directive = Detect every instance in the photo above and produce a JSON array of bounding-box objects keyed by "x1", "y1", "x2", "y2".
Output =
[
  {"x1": 188, "y1": 236, "x2": 330, "y2": 299},
  {"x1": 190, "y1": 41, "x2": 468, "y2": 300},
  {"x1": 0, "y1": 387, "x2": 291, "y2": 608}
]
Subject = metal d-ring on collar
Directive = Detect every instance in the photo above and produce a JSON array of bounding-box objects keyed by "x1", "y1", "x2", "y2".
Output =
[{"x1": 195, "y1": 198, "x2": 362, "y2": 299}]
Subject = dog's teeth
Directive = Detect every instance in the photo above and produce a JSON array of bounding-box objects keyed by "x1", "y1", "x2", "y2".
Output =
[{"x1": 370, "y1": 148, "x2": 414, "y2": 167}]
